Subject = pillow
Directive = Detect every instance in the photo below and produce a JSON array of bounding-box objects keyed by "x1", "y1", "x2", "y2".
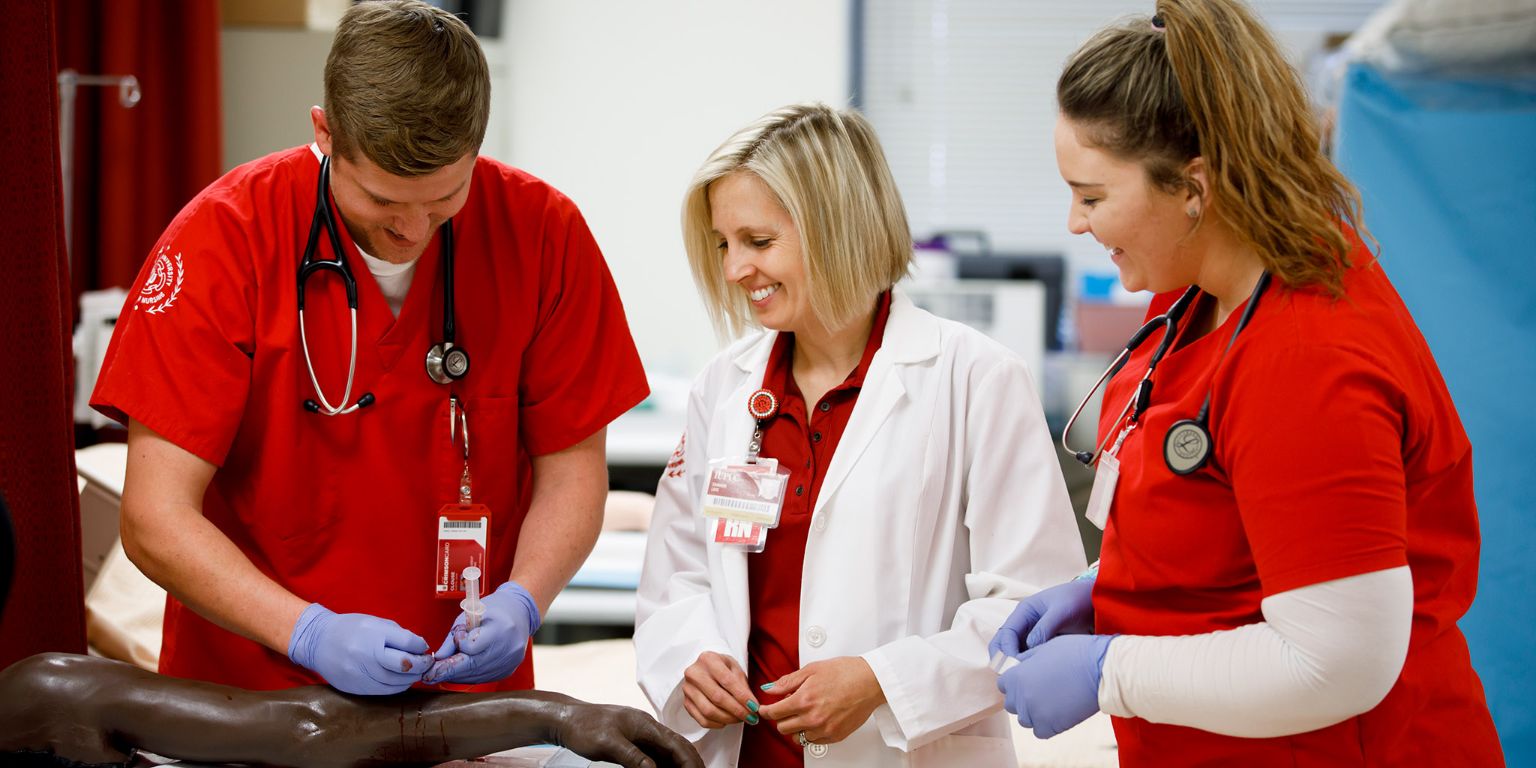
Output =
[{"x1": 1347, "y1": 0, "x2": 1536, "y2": 73}]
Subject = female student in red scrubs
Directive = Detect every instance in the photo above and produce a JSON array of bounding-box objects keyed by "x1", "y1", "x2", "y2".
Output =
[{"x1": 989, "y1": 0, "x2": 1505, "y2": 764}]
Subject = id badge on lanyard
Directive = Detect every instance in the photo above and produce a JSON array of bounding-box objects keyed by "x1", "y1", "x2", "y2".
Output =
[
  {"x1": 435, "y1": 396, "x2": 493, "y2": 599},
  {"x1": 1084, "y1": 421, "x2": 1136, "y2": 530},
  {"x1": 702, "y1": 389, "x2": 790, "y2": 552}
]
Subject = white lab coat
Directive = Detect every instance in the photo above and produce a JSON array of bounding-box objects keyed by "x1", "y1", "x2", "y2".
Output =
[{"x1": 635, "y1": 293, "x2": 1085, "y2": 767}]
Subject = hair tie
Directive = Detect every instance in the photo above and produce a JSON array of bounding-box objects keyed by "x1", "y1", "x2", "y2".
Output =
[{"x1": 1151, "y1": 13, "x2": 1166, "y2": 31}]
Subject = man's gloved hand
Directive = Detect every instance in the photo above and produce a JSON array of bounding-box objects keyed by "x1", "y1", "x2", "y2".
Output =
[
  {"x1": 287, "y1": 603, "x2": 434, "y2": 695},
  {"x1": 989, "y1": 576, "x2": 1096, "y2": 659},
  {"x1": 423, "y1": 580, "x2": 541, "y2": 685},
  {"x1": 996, "y1": 633, "x2": 1114, "y2": 739}
]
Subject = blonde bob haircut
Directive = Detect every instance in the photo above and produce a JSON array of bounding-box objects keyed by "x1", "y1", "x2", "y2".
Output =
[{"x1": 682, "y1": 103, "x2": 912, "y2": 339}]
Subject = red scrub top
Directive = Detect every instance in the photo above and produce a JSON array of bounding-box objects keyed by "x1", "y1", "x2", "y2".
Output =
[
  {"x1": 1092, "y1": 230, "x2": 1502, "y2": 766},
  {"x1": 92, "y1": 146, "x2": 649, "y2": 691},
  {"x1": 739, "y1": 292, "x2": 890, "y2": 768}
]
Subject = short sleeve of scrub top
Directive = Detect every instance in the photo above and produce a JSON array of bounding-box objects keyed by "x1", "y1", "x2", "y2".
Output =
[
  {"x1": 1216, "y1": 339, "x2": 1411, "y2": 596},
  {"x1": 515, "y1": 197, "x2": 649, "y2": 456},
  {"x1": 92, "y1": 195, "x2": 261, "y2": 467}
]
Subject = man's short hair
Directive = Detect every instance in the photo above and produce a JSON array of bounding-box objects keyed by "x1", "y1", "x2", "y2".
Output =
[{"x1": 324, "y1": 0, "x2": 490, "y2": 176}]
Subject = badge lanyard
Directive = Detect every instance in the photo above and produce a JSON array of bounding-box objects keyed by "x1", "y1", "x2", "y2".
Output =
[
  {"x1": 434, "y1": 395, "x2": 492, "y2": 598},
  {"x1": 1083, "y1": 321, "x2": 1180, "y2": 530},
  {"x1": 702, "y1": 389, "x2": 790, "y2": 552},
  {"x1": 1084, "y1": 421, "x2": 1135, "y2": 530}
]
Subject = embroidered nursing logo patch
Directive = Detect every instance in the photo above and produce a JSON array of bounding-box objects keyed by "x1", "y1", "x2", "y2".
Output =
[
  {"x1": 666, "y1": 432, "x2": 686, "y2": 478},
  {"x1": 134, "y1": 245, "x2": 184, "y2": 315}
]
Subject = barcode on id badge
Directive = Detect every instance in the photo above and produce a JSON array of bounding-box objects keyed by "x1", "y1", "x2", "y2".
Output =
[
  {"x1": 440, "y1": 516, "x2": 489, "y2": 542},
  {"x1": 703, "y1": 494, "x2": 775, "y2": 523}
]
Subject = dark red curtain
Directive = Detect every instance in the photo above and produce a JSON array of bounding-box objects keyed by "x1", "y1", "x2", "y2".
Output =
[
  {"x1": 55, "y1": 0, "x2": 222, "y2": 299},
  {"x1": 0, "y1": 0, "x2": 87, "y2": 665}
]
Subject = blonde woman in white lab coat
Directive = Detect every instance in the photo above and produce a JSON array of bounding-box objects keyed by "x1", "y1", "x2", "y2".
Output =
[{"x1": 635, "y1": 103, "x2": 1086, "y2": 768}]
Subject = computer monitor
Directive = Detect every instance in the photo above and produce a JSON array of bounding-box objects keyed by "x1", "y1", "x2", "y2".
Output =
[{"x1": 955, "y1": 253, "x2": 1066, "y2": 351}]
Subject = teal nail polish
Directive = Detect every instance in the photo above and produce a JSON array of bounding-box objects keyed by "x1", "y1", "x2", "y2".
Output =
[
  {"x1": 760, "y1": 682, "x2": 775, "y2": 691},
  {"x1": 747, "y1": 700, "x2": 759, "y2": 712},
  {"x1": 747, "y1": 714, "x2": 760, "y2": 725}
]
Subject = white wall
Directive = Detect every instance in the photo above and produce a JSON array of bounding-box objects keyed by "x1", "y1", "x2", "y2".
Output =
[
  {"x1": 221, "y1": 27, "x2": 331, "y2": 171},
  {"x1": 493, "y1": 1, "x2": 852, "y2": 380}
]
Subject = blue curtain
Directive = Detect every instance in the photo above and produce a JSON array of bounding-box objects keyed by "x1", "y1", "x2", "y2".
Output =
[{"x1": 1336, "y1": 63, "x2": 1536, "y2": 765}]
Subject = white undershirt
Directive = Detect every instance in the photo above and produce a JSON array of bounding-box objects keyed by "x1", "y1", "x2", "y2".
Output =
[
  {"x1": 308, "y1": 143, "x2": 417, "y2": 317},
  {"x1": 357, "y1": 248, "x2": 417, "y2": 317},
  {"x1": 1097, "y1": 565, "x2": 1412, "y2": 738}
]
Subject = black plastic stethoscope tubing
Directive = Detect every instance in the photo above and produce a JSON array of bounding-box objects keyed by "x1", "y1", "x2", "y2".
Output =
[
  {"x1": 1060, "y1": 274, "x2": 1268, "y2": 466},
  {"x1": 441, "y1": 216, "x2": 456, "y2": 345},
  {"x1": 298, "y1": 156, "x2": 358, "y2": 311},
  {"x1": 1059, "y1": 286, "x2": 1196, "y2": 464},
  {"x1": 299, "y1": 155, "x2": 456, "y2": 344},
  {"x1": 1193, "y1": 271, "x2": 1272, "y2": 424}
]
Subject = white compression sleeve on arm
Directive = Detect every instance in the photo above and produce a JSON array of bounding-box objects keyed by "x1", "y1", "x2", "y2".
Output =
[{"x1": 1097, "y1": 566, "x2": 1412, "y2": 738}]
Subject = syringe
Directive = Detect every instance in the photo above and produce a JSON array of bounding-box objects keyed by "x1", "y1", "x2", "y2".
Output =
[
  {"x1": 460, "y1": 566, "x2": 485, "y2": 631},
  {"x1": 989, "y1": 650, "x2": 1020, "y2": 675}
]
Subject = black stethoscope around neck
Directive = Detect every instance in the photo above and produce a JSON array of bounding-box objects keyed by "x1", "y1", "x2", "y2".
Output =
[
  {"x1": 1061, "y1": 271, "x2": 1272, "y2": 475},
  {"x1": 297, "y1": 155, "x2": 471, "y2": 416}
]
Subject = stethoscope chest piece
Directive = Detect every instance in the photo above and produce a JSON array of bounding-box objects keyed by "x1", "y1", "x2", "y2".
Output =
[
  {"x1": 426, "y1": 342, "x2": 470, "y2": 385},
  {"x1": 1164, "y1": 418, "x2": 1212, "y2": 475}
]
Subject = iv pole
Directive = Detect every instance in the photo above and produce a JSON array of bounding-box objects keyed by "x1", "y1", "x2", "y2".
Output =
[{"x1": 56, "y1": 70, "x2": 141, "y2": 277}]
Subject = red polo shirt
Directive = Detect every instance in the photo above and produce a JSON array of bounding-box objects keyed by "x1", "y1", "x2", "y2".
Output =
[{"x1": 739, "y1": 292, "x2": 891, "y2": 767}]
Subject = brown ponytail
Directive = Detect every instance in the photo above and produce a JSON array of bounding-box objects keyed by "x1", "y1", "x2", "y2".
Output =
[{"x1": 1058, "y1": 0, "x2": 1367, "y2": 295}]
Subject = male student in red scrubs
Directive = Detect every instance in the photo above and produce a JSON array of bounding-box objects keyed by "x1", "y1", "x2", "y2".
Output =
[{"x1": 91, "y1": 0, "x2": 648, "y2": 695}]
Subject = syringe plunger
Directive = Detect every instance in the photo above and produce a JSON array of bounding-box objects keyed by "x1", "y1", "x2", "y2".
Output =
[{"x1": 460, "y1": 566, "x2": 485, "y2": 631}]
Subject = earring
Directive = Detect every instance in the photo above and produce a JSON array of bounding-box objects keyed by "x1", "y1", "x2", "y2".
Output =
[{"x1": 1186, "y1": 208, "x2": 1200, "y2": 218}]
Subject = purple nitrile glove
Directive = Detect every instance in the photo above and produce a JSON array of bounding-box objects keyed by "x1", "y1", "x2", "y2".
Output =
[
  {"x1": 287, "y1": 603, "x2": 434, "y2": 695},
  {"x1": 996, "y1": 633, "x2": 1114, "y2": 739},
  {"x1": 423, "y1": 580, "x2": 541, "y2": 685},
  {"x1": 989, "y1": 576, "x2": 1096, "y2": 660}
]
